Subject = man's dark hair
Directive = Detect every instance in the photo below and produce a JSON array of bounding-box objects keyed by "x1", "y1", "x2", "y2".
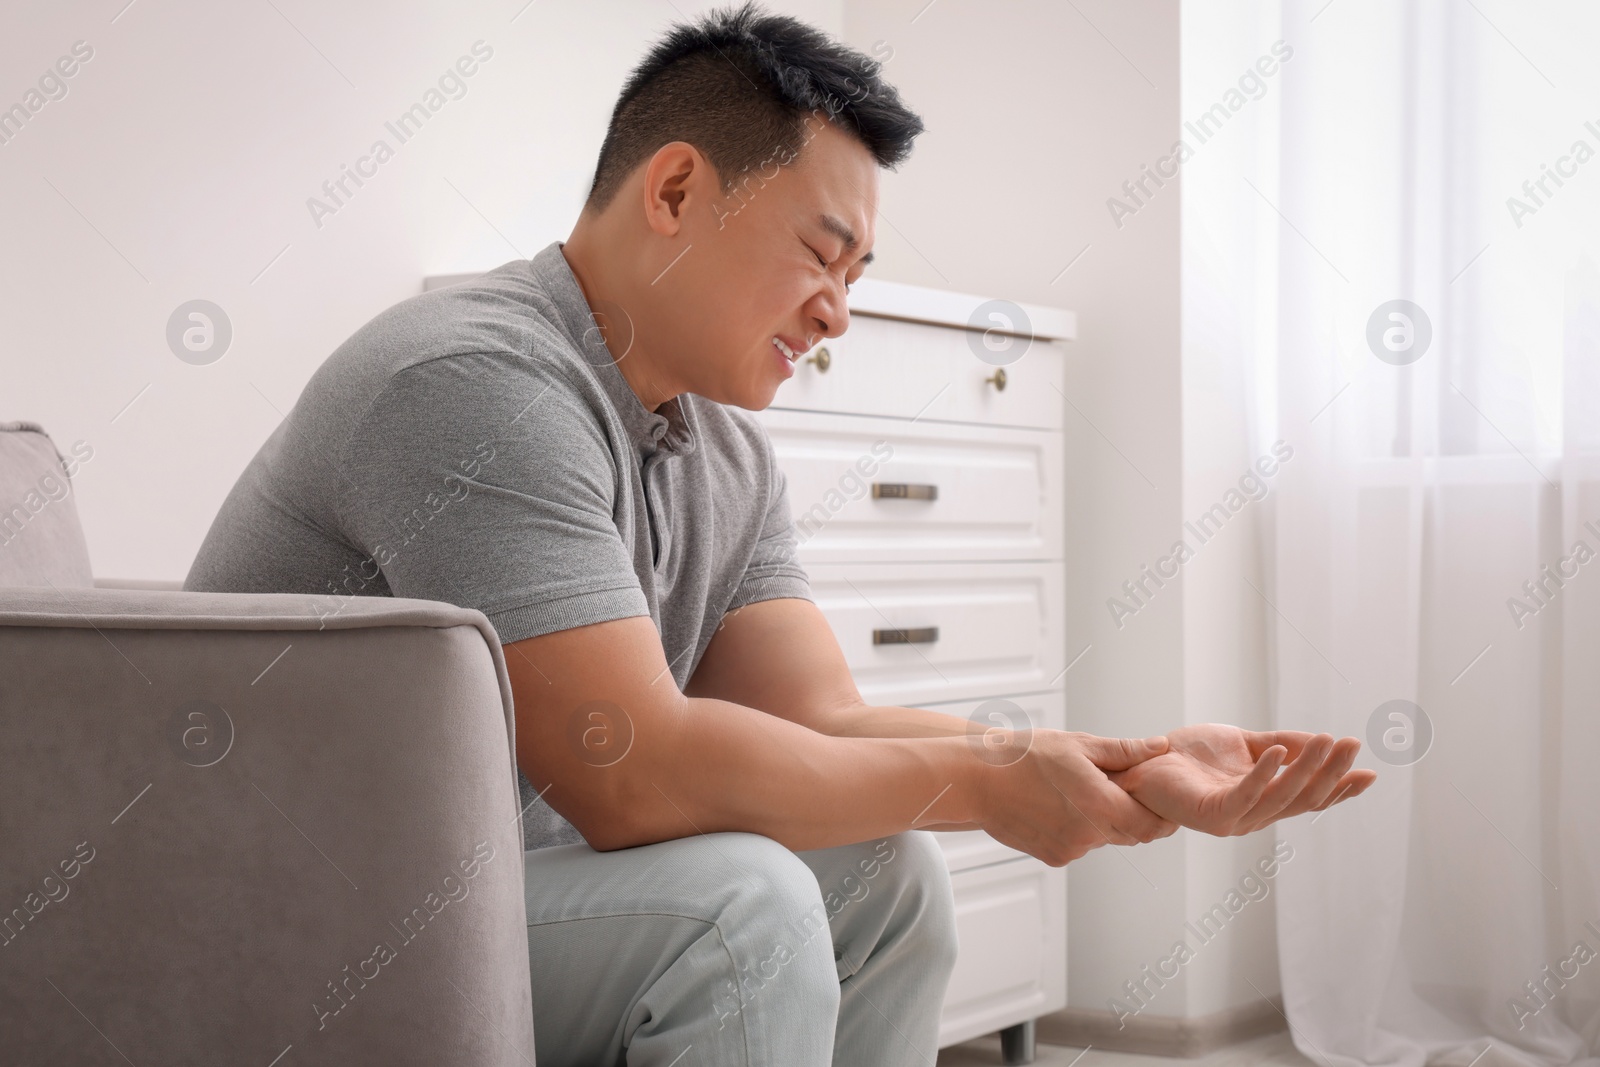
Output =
[{"x1": 586, "y1": 3, "x2": 923, "y2": 209}]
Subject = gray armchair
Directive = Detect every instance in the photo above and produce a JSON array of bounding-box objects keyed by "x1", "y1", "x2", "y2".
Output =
[{"x1": 0, "y1": 421, "x2": 537, "y2": 1064}]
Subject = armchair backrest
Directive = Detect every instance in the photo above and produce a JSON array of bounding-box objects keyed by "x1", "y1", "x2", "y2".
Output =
[{"x1": 0, "y1": 421, "x2": 94, "y2": 589}]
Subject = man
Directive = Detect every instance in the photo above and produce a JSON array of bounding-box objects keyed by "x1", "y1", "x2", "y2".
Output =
[{"x1": 187, "y1": 5, "x2": 1376, "y2": 1064}]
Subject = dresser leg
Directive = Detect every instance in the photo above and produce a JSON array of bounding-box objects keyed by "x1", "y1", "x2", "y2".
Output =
[{"x1": 999, "y1": 1019, "x2": 1036, "y2": 1065}]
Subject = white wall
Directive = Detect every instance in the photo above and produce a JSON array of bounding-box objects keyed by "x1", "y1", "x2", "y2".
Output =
[
  {"x1": 1175, "y1": 1, "x2": 1291, "y2": 1018},
  {"x1": 3, "y1": 0, "x2": 1277, "y2": 1025},
  {"x1": 1, "y1": 0, "x2": 840, "y2": 581}
]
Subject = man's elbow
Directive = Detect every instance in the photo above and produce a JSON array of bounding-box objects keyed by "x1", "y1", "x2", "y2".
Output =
[
  {"x1": 573, "y1": 808, "x2": 649, "y2": 852},
  {"x1": 557, "y1": 784, "x2": 680, "y2": 852}
]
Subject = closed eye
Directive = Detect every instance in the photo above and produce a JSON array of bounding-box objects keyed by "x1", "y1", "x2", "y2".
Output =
[{"x1": 805, "y1": 239, "x2": 855, "y2": 291}]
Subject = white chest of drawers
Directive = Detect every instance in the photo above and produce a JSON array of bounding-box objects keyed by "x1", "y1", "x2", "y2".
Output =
[{"x1": 755, "y1": 279, "x2": 1075, "y2": 1057}]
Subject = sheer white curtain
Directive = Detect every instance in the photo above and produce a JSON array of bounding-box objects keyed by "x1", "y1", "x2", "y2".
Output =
[{"x1": 1186, "y1": 2, "x2": 1599, "y2": 1065}]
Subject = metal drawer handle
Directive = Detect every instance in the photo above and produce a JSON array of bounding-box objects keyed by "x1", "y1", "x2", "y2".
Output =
[
  {"x1": 873, "y1": 626, "x2": 940, "y2": 646},
  {"x1": 872, "y1": 482, "x2": 938, "y2": 501},
  {"x1": 985, "y1": 368, "x2": 1008, "y2": 391},
  {"x1": 805, "y1": 346, "x2": 831, "y2": 372}
]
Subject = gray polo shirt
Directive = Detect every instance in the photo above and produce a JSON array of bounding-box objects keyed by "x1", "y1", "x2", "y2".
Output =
[{"x1": 185, "y1": 241, "x2": 813, "y2": 850}]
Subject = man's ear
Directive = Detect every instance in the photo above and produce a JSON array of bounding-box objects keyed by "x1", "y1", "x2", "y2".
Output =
[{"x1": 640, "y1": 141, "x2": 709, "y2": 237}]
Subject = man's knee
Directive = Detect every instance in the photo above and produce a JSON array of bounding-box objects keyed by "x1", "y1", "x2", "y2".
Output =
[
  {"x1": 906, "y1": 831, "x2": 959, "y2": 971},
  {"x1": 703, "y1": 833, "x2": 841, "y2": 1026},
  {"x1": 716, "y1": 833, "x2": 828, "y2": 910},
  {"x1": 893, "y1": 830, "x2": 957, "y2": 923},
  {"x1": 826, "y1": 831, "x2": 958, "y2": 976}
]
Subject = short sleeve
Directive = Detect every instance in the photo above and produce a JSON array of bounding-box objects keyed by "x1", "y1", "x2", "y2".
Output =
[
  {"x1": 338, "y1": 356, "x2": 650, "y2": 645},
  {"x1": 726, "y1": 434, "x2": 812, "y2": 612}
]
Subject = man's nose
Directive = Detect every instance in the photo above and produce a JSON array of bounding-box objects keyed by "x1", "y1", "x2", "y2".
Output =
[{"x1": 809, "y1": 284, "x2": 850, "y2": 342}]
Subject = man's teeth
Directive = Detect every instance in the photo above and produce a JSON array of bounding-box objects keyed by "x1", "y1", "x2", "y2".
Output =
[{"x1": 773, "y1": 337, "x2": 797, "y2": 361}]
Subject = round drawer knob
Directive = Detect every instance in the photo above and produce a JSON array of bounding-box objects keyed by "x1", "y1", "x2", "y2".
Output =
[
  {"x1": 806, "y1": 346, "x2": 832, "y2": 373},
  {"x1": 985, "y1": 367, "x2": 1008, "y2": 392}
]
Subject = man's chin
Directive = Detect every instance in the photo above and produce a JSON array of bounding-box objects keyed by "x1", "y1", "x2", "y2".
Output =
[{"x1": 706, "y1": 381, "x2": 779, "y2": 412}]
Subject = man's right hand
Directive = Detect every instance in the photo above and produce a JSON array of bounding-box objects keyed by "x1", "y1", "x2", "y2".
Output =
[{"x1": 947, "y1": 730, "x2": 1178, "y2": 866}]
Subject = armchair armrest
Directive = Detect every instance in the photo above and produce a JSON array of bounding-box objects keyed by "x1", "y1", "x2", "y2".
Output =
[{"x1": 0, "y1": 586, "x2": 535, "y2": 1064}]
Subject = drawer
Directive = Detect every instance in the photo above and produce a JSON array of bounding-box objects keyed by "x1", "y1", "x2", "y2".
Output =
[
  {"x1": 807, "y1": 561, "x2": 1065, "y2": 708},
  {"x1": 772, "y1": 314, "x2": 1066, "y2": 430},
  {"x1": 914, "y1": 691, "x2": 1067, "y2": 873},
  {"x1": 939, "y1": 858, "x2": 1068, "y2": 1048},
  {"x1": 757, "y1": 409, "x2": 1063, "y2": 564}
]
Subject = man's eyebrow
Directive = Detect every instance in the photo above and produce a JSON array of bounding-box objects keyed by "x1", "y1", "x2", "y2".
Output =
[{"x1": 818, "y1": 214, "x2": 874, "y2": 266}]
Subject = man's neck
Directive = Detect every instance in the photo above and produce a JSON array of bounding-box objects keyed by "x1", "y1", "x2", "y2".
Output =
[{"x1": 560, "y1": 236, "x2": 678, "y2": 414}]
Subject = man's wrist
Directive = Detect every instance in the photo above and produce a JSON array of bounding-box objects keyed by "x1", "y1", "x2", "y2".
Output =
[{"x1": 922, "y1": 737, "x2": 992, "y2": 830}]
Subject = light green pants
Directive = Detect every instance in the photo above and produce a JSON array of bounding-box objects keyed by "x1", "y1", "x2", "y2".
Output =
[{"x1": 523, "y1": 830, "x2": 958, "y2": 1066}]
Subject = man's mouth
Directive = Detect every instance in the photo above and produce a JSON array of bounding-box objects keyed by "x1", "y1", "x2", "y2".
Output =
[{"x1": 772, "y1": 336, "x2": 799, "y2": 363}]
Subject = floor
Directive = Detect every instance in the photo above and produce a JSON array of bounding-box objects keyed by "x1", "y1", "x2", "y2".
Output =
[{"x1": 938, "y1": 1028, "x2": 1318, "y2": 1067}]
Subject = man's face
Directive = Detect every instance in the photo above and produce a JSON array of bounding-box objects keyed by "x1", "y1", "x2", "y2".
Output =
[{"x1": 648, "y1": 121, "x2": 879, "y2": 410}]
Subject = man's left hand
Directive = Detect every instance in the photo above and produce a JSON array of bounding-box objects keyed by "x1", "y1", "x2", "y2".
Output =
[{"x1": 1108, "y1": 725, "x2": 1377, "y2": 836}]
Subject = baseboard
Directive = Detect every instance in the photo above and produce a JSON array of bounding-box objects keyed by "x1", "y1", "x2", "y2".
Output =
[{"x1": 1035, "y1": 996, "x2": 1287, "y2": 1058}]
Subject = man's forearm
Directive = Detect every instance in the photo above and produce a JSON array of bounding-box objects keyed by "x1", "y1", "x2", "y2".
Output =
[
  {"x1": 549, "y1": 694, "x2": 986, "y2": 851},
  {"x1": 793, "y1": 701, "x2": 1024, "y2": 830},
  {"x1": 511, "y1": 613, "x2": 1176, "y2": 863},
  {"x1": 805, "y1": 700, "x2": 974, "y2": 740}
]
